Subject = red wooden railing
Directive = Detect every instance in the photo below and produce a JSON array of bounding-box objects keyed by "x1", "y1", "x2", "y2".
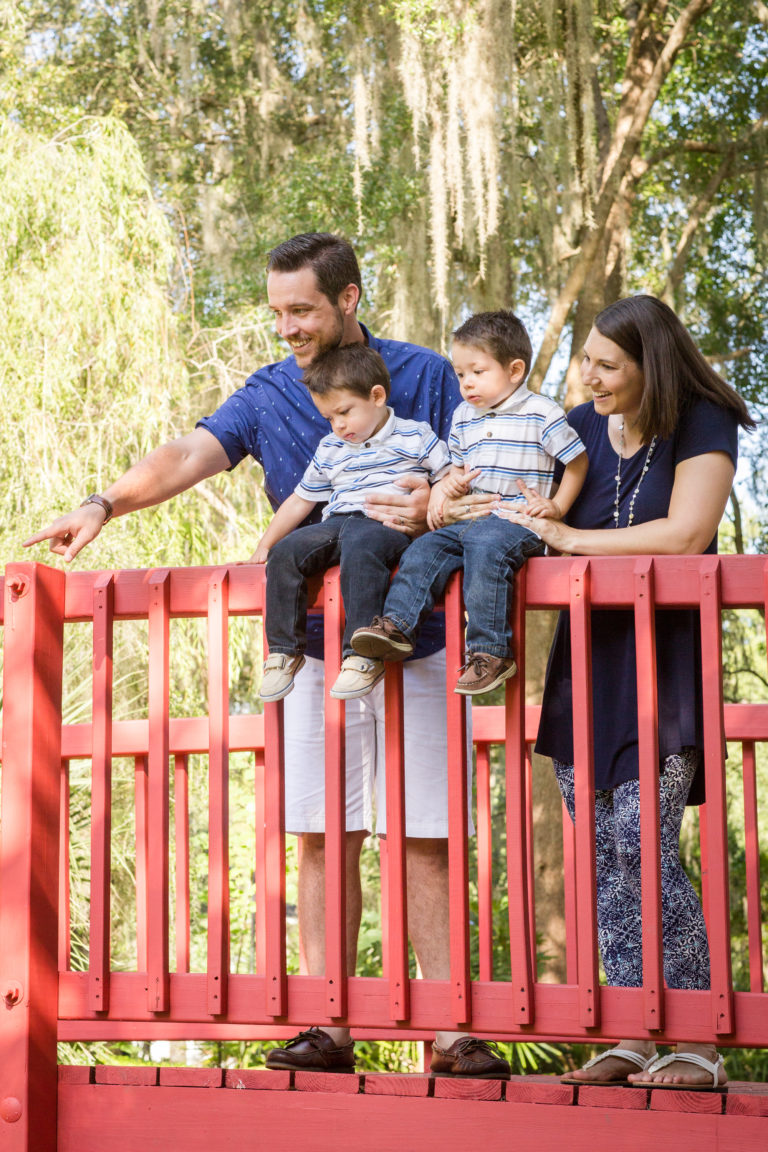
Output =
[{"x1": 1, "y1": 556, "x2": 767, "y2": 1151}]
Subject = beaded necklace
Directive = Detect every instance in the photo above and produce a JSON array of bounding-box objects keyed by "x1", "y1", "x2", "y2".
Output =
[{"x1": 613, "y1": 420, "x2": 658, "y2": 528}]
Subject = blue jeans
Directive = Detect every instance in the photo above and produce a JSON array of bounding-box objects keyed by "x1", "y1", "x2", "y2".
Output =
[
  {"x1": 265, "y1": 513, "x2": 410, "y2": 657},
  {"x1": 382, "y1": 516, "x2": 544, "y2": 657}
]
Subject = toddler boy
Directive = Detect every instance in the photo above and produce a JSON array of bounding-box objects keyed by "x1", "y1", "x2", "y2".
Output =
[
  {"x1": 351, "y1": 310, "x2": 588, "y2": 695},
  {"x1": 254, "y1": 343, "x2": 451, "y2": 702}
]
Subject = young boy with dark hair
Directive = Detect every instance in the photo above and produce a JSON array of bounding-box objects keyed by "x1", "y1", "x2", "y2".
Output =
[
  {"x1": 352, "y1": 310, "x2": 588, "y2": 695},
  {"x1": 254, "y1": 342, "x2": 451, "y2": 702}
]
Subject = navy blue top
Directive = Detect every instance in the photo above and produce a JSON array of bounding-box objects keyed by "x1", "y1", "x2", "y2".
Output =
[
  {"x1": 535, "y1": 397, "x2": 740, "y2": 802},
  {"x1": 198, "y1": 325, "x2": 461, "y2": 658}
]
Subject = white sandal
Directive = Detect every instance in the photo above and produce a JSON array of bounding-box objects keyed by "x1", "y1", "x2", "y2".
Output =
[
  {"x1": 561, "y1": 1046, "x2": 658, "y2": 1086},
  {"x1": 631, "y1": 1050, "x2": 726, "y2": 1092}
]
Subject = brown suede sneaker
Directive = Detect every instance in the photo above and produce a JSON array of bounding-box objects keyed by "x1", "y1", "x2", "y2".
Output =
[
  {"x1": 265, "y1": 1027, "x2": 355, "y2": 1073},
  {"x1": 430, "y1": 1037, "x2": 511, "y2": 1079},
  {"x1": 350, "y1": 616, "x2": 414, "y2": 660},
  {"x1": 454, "y1": 652, "x2": 517, "y2": 695}
]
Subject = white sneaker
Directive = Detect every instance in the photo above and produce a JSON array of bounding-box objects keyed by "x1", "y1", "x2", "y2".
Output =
[
  {"x1": 259, "y1": 653, "x2": 306, "y2": 702},
  {"x1": 330, "y1": 655, "x2": 385, "y2": 700}
]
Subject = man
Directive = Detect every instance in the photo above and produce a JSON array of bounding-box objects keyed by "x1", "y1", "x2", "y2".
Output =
[{"x1": 25, "y1": 232, "x2": 510, "y2": 1080}]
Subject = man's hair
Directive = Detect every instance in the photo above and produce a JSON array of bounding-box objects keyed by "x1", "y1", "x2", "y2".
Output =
[
  {"x1": 452, "y1": 310, "x2": 532, "y2": 375},
  {"x1": 266, "y1": 233, "x2": 362, "y2": 306},
  {"x1": 303, "y1": 344, "x2": 391, "y2": 400},
  {"x1": 594, "y1": 295, "x2": 755, "y2": 442}
]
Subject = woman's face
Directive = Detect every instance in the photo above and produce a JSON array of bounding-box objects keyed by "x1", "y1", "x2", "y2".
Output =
[{"x1": 581, "y1": 327, "x2": 645, "y2": 424}]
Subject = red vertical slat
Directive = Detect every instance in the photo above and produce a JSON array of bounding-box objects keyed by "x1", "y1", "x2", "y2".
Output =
[
  {"x1": 174, "y1": 754, "x2": 191, "y2": 974},
  {"x1": 633, "y1": 558, "x2": 663, "y2": 1032},
  {"x1": 562, "y1": 803, "x2": 577, "y2": 984},
  {"x1": 506, "y1": 567, "x2": 534, "y2": 1024},
  {"x1": 569, "y1": 558, "x2": 600, "y2": 1029},
  {"x1": 135, "y1": 754, "x2": 148, "y2": 971},
  {"x1": 475, "y1": 742, "x2": 493, "y2": 982},
  {"x1": 146, "y1": 570, "x2": 170, "y2": 1013},
  {"x1": 59, "y1": 760, "x2": 71, "y2": 972},
  {"x1": 444, "y1": 572, "x2": 471, "y2": 1026},
  {"x1": 323, "y1": 567, "x2": 347, "y2": 1019},
  {"x1": 524, "y1": 744, "x2": 537, "y2": 979},
  {"x1": 253, "y1": 755, "x2": 266, "y2": 976},
  {"x1": 0, "y1": 563, "x2": 65, "y2": 1152},
  {"x1": 207, "y1": 570, "x2": 230, "y2": 1015},
  {"x1": 89, "y1": 572, "x2": 114, "y2": 1014},
  {"x1": 698, "y1": 556, "x2": 734, "y2": 1035},
  {"x1": 741, "y1": 741, "x2": 764, "y2": 993},
  {"x1": 379, "y1": 837, "x2": 389, "y2": 977},
  {"x1": 260, "y1": 565, "x2": 286, "y2": 1015},
  {"x1": 383, "y1": 661, "x2": 409, "y2": 1020}
]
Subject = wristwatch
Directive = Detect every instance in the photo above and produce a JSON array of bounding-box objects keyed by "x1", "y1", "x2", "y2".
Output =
[{"x1": 80, "y1": 493, "x2": 114, "y2": 523}]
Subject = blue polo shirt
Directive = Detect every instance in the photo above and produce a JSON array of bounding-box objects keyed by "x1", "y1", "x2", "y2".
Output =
[{"x1": 197, "y1": 325, "x2": 461, "y2": 657}]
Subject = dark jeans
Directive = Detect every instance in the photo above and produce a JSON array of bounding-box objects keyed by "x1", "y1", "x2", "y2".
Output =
[
  {"x1": 382, "y1": 516, "x2": 544, "y2": 657},
  {"x1": 265, "y1": 513, "x2": 410, "y2": 657}
]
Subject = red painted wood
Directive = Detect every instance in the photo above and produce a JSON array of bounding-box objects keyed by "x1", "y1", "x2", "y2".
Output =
[
  {"x1": 206, "y1": 570, "x2": 230, "y2": 1016},
  {"x1": 383, "y1": 660, "x2": 410, "y2": 1021},
  {"x1": 475, "y1": 741, "x2": 493, "y2": 982},
  {"x1": 94, "y1": 1066, "x2": 158, "y2": 1085},
  {"x1": 444, "y1": 573, "x2": 471, "y2": 1026},
  {"x1": 261, "y1": 694, "x2": 286, "y2": 1017},
  {"x1": 569, "y1": 559, "x2": 600, "y2": 1030},
  {"x1": 562, "y1": 800, "x2": 577, "y2": 984},
  {"x1": 146, "y1": 571, "x2": 171, "y2": 1013},
  {"x1": 59, "y1": 760, "x2": 71, "y2": 970},
  {"x1": 505, "y1": 570, "x2": 534, "y2": 1026},
  {"x1": 648, "y1": 1087, "x2": 724, "y2": 1114},
  {"x1": 363, "y1": 1073, "x2": 431, "y2": 1097},
  {"x1": 57, "y1": 1083, "x2": 768, "y2": 1152},
  {"x1": 134, "y1": 754, "x2": 149, "y2": 971},
  {"x1": 294, "y1": 1070, "x2": 361, "y2": 1094},
  {"x1": 0, "y1": 563, "x2": 65, "y2": 1152},
  {"x1": 433, "y1": 1077, "x2": 502, "y2": 1100},
  {"x1": 58, "y1": 1066, "x2": 93, "y2": 1084},
  {"x1": 504, "y1": 1077, "x2": 574, "y2": 1105},
  {"x1": 727, "y1": 1089, "x2": 768, "y2": 1117},
  {"x1": 89, "y1": 573, "x2": 114, "y2": 1014},
  {"x1": 699, "y1": 558, "x2": 735, "y2": 1035},
  {"x1": 323, "y1": 567, "x2": 347, "y2": 1018},
  {"x1": 159, "y1": 1067, "x2": 223, "y2": 1087},
  {"x1": 742, "y1": 744, "x2": 764, "y2": 993},
  {"x1": 633, "y1": 558, "x2": 663, "y2": 1032},
  {"x1": 576, "y1": 1084, "x2": 649, "y2": 1109},
  {"x1": 224, "y1": 1069, "x2": 291, "y2": 1090},
  {"x1": 174, "y1": 754, "x2": 191, "y2": 973}
]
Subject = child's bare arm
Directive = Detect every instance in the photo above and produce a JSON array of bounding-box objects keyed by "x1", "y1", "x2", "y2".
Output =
[
  {"x1": 248, "y1": 494, "x2": 316, "y2": 563},
  {"x1": 516, "y1": 451, "x2": 588, "y2": 519}
]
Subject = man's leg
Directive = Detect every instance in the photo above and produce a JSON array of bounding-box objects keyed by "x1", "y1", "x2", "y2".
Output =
[{"x1": 296, "y1": 829, "x2": 367, "y2": 1045}]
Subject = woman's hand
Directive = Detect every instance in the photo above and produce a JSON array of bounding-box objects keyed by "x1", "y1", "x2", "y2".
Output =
[
  {"x1": 441, "y1": 490, "x2": 497, "y2": 525},
  {"x1": 496, "y1": 505, "x2": 575, "y2": 554}
]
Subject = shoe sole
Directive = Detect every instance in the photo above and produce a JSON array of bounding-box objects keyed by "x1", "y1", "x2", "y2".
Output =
[
  {"x1": 265, "y1": 1060, "x2": 355, "y2": 1073},
  {"x1": 351, "y1": 633, "x2": 413, "y2": 660},
  {"x1": 430, "y1": 1070, "x2": 511, "y2": 1080},
  {"x1": 454, "y1": 661, "x2": 517, "y2": 696}
]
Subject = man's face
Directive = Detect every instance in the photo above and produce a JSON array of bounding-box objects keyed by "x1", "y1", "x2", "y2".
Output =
[{"x1": 267, "y1": 267, "x2": 346, "y2": 367}]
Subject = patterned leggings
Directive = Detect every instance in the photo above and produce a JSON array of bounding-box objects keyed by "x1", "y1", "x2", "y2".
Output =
[{"x1": 553, "y1": 749, "x2": 710, "y2": 990}]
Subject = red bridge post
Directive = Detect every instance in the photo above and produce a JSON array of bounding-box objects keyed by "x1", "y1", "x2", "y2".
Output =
[{"x1": 0, "y1": 563, "x2": 65, "y2": 1152}]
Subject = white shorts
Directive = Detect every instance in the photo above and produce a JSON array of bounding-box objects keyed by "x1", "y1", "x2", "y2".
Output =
[{"x1": 282, "y1": 651, "x2": 473, "y2": 837}]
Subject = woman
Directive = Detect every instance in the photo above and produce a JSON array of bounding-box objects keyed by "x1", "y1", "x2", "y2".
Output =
[{"x1": 450, "y1": 295, "x2": 753, "y2": 1088}]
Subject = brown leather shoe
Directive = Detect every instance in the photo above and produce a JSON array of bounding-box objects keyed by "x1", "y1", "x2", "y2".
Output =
[
  {"x1": 350, "y1": 617, "x2": 414, "y2": 660},
  {"x1": 265, "y1": 1027, "x2": 355, "y2": 1073},
  {"x1": 430, "y1": 1036, "x2": 511, "y2": 1079},
  {"x1": 454, "y1": 653, "x2": 517, "y2": 696}
]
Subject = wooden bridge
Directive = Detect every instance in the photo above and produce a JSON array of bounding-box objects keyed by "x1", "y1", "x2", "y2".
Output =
[{"x1": 1, "y1": 556, "x2": 767, "y2": 1150}]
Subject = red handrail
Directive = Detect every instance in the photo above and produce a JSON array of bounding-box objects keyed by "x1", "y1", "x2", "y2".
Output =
[{"x1": 1, "y1": 556, "x2": 768, "y2": 1151}]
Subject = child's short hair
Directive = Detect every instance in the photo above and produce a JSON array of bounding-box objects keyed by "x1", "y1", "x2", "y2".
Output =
[
  {"x1": 303, "y1": 344, "x2": 391, "y2": 400},
  {"x1": 452, "y1": 310, "x2": 532, "y2": 376}
]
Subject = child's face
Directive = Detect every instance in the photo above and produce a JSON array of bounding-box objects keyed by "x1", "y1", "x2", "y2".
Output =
[
  {"x1": 312, "y1": 385, "x2": 389, "y2": 444},
  {"x1": 452, "y1": 342, "x2": 526, "y2": 408}
]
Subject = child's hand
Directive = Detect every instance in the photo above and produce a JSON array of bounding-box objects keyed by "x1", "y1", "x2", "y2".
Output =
[
  {"x1": 427, "y1": 485, "x2": 446, "y2": 530},
  {"x1": 441, "y1": 466, "x2": 480, "y2": 500},
  {"x1": 515, "y1": 479, "x2": 562, "y2": 519}
]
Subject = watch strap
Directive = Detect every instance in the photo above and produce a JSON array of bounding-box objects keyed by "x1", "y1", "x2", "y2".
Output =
[{"x1": 81, "y1": 493, "x2": 114, "y2": 523}]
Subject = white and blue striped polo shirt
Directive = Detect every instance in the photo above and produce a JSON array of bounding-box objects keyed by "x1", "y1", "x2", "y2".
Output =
[
  {"x1": 295, "y1": 407, "x2": 451, "y2": 520},
  {"x1": 449, "y1": 385, "x2": 586, "y2": 510}
]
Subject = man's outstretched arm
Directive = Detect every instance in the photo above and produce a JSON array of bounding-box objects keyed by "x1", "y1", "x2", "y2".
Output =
[{"x1": 23, "y1": 427, "x2": 232, "y2": 563}]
